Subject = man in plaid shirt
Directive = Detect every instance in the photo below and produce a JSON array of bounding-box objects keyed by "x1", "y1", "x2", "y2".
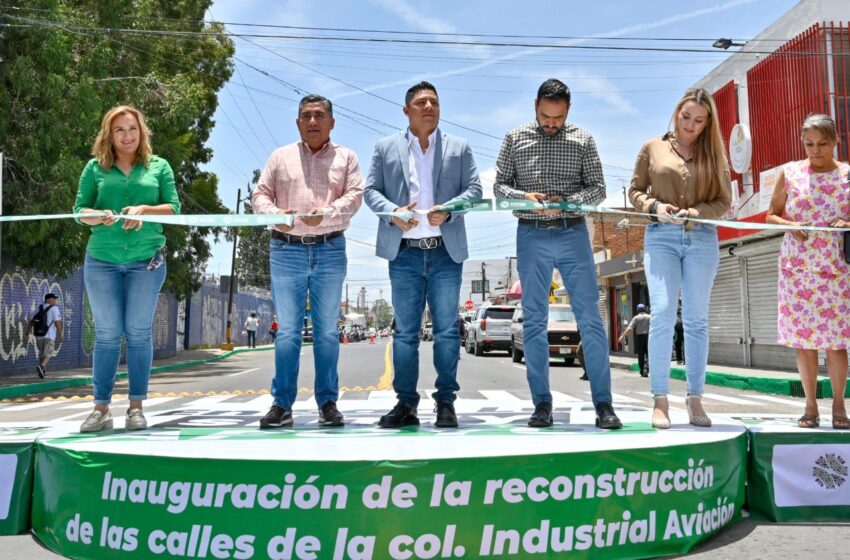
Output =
[{"x1": 494, "y1": 78, "x2": 621, "y2": 430}]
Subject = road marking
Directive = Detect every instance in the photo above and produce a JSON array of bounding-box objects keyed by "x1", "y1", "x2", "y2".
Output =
[
  {"x1": 377, "y1": 342, "x2": 393, "y2": 390},
  {"x1": 0, "y1": 400, "x2": 64, "y2": 411},
  {"x1": 585, "y1": 391, "x2": 643, "y2": 404},
  {"x1": 746, "y1": 394, "x2": 803, "y2": 406},
  {"x1": 241, "y1": 395, "x2": 274, "y2": 409},
  {"x1": 550, "y1": 391, "x2": 581, "y2": 402},
  {"x1": 702, "y1": 392, "x2": 765, "y2": 405},
  {"x1": 637, "y1": 392, "x2": 685, "y2": 404},
  {"x1": 227, "y1": 368, "x2": 259, "y2": 378}
]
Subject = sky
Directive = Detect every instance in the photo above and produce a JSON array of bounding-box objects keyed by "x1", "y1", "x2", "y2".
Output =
[{"x1": 201, "y1": 0, "x2": 800, "y2": 302}]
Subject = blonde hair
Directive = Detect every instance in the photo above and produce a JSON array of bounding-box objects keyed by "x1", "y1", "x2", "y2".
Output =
[
  {"x1": 91, "y1": 105, "x2": 153, "y2": 169},
  {"x1": 669, "y1": 88, "x2": 729, "y2": 203}
]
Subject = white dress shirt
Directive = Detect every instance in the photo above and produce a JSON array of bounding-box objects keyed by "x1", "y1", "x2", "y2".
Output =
[{"x1": 403, "y1": 129, "x2": 442, "y2": 239}]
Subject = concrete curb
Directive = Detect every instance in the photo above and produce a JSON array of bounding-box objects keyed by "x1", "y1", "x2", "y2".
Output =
[
  {"x1": 0, "y1": 346, "x2": 275, "y2": 401},
  {"x1": 623, "y1": 363, "x2": 849, "y2": 398}
]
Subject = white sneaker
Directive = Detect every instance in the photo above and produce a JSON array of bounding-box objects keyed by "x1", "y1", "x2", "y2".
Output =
[
  {"x1": 126, "y1": 408, "x2": 147, "y2": 430},
  {"x1": 80, "y1": 410, "x2": 113, "y2": 433}
]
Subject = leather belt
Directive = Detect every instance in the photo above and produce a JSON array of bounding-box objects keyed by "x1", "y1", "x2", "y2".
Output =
[
  {"x1": 271, "y1": 230, "x2": 343, "y2": 245},
  {"x1": 402, "y1": 237, "x2": 443, "y2": 250},
  {"x1": 518, "y1": 216, "x2": 585, "y2": 228}
]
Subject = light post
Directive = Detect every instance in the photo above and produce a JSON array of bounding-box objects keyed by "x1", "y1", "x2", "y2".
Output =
[{"x1": 221, "y1": 187, "x2": 242, "y2": 350}]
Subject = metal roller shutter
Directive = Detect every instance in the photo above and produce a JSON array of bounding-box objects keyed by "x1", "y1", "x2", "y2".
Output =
[
  {"x1": 598, "y1": 287, "x2": 609, "y2": 337},
  {"x1": 708, "y1": 254, "x2": 745, "y2": 365},
  {"x1": 742, "y1": 237, "x2": 796, "y2": 369}
]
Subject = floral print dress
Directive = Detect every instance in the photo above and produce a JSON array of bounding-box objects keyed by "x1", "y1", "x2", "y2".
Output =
[{"x1": 778, "y1": 160, "x2": 850, "y2": 349}]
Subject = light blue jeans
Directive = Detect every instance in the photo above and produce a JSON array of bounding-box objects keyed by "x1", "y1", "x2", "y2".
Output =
[
  {"x1": 517, "y1": 223, "x2": 612, "y2": 406},
  {"x1": 269, "y1": 236, "x2": 346, "y2": 410},
  {"x1": 644, "y1": 223, "x2": 719, "y2": 396},
  {"x1": 84, "y1": 251, "x2": 166, "y2": 405},
  {"x1": 389, "y1": 244, "x2": 462, "y2": 407}
]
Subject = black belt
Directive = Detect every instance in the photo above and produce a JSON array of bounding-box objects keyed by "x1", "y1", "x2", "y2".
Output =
[
  {"x1": 518, "y1": 216, "x2": 585, "y2": 228},
  {"x1": 271, "y1": 230, "x2": 343, "y2": 245},
  {"x1": 402, "y1": 236, "x2": 443, "y2": 250}
]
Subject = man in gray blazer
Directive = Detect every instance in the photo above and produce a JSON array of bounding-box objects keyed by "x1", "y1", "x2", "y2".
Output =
[{"x1": 364, "y1": 81, "x2": 482, "y2": 429}]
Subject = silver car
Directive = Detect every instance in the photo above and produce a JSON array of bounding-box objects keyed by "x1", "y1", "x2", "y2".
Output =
[{"x1": 465, "y1": 304, "x2": 516, "y2": 356}]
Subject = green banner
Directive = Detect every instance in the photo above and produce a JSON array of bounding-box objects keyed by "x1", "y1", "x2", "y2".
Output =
[
  {"x1": 32, "y1": 430, "x2": 746, "y2": 560},
  {"x1": 747, "y1": 424, "x2": 850, "y2": 522},
  {"x1": 0, "y1": 428, "x2": 42, "y2": 535}
]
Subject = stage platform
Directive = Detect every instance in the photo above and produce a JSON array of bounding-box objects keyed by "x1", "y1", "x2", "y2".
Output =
[{"x1": 3, "y1": 398, "x2": 753, "y2": 560}]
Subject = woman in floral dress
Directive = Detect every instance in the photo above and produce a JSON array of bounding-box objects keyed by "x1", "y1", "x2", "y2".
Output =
[{"x1": 766, "y1": 114, "x2": 850, "y2": 429}]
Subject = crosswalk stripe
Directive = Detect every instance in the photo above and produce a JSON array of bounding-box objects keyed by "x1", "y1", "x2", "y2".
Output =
[
  {"x1": 550, "y1": 391, "x2": 581, "y2": 402},
  {"x1": 478, "y1": 390, "x2": 524, "y2": 402},
  {"x1": 586, "y1": 391, "x2": 644, "y2": 404},
  {"x1": 637, "y1": 392, "x2": 685, "y2": 404},
  {"x1": 701, "y1": 392, "x2": 764, "y2": 405},
  {"x1": 746, "y1": 394, "x2": 803, "y2": 406}
]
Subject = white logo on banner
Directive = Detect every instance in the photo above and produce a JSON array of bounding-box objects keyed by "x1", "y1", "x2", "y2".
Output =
[
  {"x1": 773, "y1": 444, "x2": 850, "y2": 507},
  {"x1": 0, "y1": 454, "x2": 19, "y2": 520}
]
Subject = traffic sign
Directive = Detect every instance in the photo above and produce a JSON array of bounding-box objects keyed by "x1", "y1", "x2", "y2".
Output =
[{"x1": 464, "y1": 300, "x2": 474, "y2": 310}]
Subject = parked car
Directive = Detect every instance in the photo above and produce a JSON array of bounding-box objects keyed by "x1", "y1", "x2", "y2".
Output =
[
  {"x1": 510, "y1": 303, "x2": 582, "y2": 366},
  {"x1": 466, "y1": 305, "x2": 515, "y2": 356},
  {"x1": 302, "y1": 325, "x2": 313, "y2": 343},
  {"x1": 379, "y1": 328, "x2": 389, "y2": 338},
  {"x1": 460, "y1": 311, "x2": 474, "y2": 346}
]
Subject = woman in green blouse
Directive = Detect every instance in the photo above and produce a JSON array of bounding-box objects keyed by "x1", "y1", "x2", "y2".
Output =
[{"x1": 74, "y1": 106, "x2": 181, "y2": 433}]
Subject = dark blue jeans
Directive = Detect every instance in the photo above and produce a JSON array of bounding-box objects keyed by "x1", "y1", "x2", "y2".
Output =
[
  {"x1": 389, "y1": 244, "x2": 462, "y2": 407},
  {"x1": 516, "y1": 223, "x2": 612, "y2": 406}
]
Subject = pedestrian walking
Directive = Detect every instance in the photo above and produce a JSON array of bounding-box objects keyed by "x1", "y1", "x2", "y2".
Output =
[
  {"x1": 244, "y1": 312, "x2": 259, "y2": 348},
  {"x1": 24, "y1": 293, "x2": 63, "y2": 378},
  {"x1": 629, "y1": 88, "x2": 732, "y2": 429},
  {"x1": 74, "y1": 105, "x2": 181, "y2": 433},
  {"x1": 364, "y1": 81, "x2": 482, "y2": 429},
  {"x1": 252, "y1": 93, "x2": 363, "y2": 428},
  {"x1": 618, "y1": 303, "x2": 650, "y2": 377},
  {"x1": 494, "y1": 78, "x2": 621, "y2": 430}
]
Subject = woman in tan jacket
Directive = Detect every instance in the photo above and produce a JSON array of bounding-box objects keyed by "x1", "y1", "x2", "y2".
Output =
[{"x1": 629, "y1": 88, "x2": 732, "y2": 429}]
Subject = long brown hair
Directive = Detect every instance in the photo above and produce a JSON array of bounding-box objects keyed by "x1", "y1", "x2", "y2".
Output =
[
  {"x1": 91, "y1": 105, "x2": 153, "y2": 169},
  {"x1": 669, "y1": 88, "x2": 729, "y2": 202}
]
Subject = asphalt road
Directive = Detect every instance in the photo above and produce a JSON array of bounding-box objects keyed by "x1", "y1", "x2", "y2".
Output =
[{"x1": 1, "y1": 339, "x2": 847, "y2": 559}]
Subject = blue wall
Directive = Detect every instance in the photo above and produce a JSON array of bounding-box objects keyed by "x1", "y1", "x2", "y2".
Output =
[{"x1": 0, "y1": 260, "x2": 273, "y2": 376}]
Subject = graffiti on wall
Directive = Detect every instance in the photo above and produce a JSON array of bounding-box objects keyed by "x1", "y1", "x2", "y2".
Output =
[
  {"x1": 202, "y1": 291, "x2": 224, "y2": 347},
  {"x1": 0, "y1": 269, "x2": 72, "y2": 364}
]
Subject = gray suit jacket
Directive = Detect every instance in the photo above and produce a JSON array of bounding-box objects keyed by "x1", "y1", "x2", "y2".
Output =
[{"x1": 363, "y1": 129, "x2": 482, "y2": 263}]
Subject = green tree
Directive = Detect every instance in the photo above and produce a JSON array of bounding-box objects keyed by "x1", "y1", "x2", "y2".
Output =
[
  {"x1": 235, "y1": 169, "x2": 271, "y2": 290},
  {"x1": 0, "y1": 0, "x2": 234, "y2": 298}
]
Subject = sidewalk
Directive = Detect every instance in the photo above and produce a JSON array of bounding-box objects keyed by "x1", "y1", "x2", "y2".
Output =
[
  {"x1": 0, "y1": 346, "x2": 274, "y2": 401},
  {"x1": 610, "y1": 355, "x2": 847, "y2": 398}
]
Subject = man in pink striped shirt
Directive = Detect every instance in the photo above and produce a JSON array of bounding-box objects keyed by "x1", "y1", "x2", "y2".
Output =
[{"x1": 251, "y1": 94, "x2": 363, "y2": 429}]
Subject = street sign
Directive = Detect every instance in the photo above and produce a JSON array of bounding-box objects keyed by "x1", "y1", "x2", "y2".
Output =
[{"x1": 464, "y1": 300, "x2": 474, "y2": 310}]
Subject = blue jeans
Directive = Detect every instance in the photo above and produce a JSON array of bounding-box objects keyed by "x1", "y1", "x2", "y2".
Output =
[
  {"x1": 247, "y1": 330, "x2": 256, "y2": 348},
  {"x1": 269, "y1": 236, "x2": 346, "y2": 410},
  {"x1": 644, "y1": 223, "x2": 719, "y2": 396},
  {"x1": 517, "y1": 223, "x2": 612, "y2": 406},
  {"x1": 389, "y1": 244, "x2": 462, "y2": 407},
  {"x1": 84, "y1": 252, "x2": 166, "y2": 405}
]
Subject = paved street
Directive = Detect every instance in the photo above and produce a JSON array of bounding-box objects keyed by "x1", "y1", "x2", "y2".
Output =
[{"x1": 1, "y1": 340, "x2": 847, "y2": 558}]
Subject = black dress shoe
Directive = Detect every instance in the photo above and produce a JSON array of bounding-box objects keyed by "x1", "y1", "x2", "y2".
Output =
[
  {"x1": 319, "y1": 401, "x2": 344, "y2": 426},
  {"x1": 259, "y1": 405, "x2": 293, "y2": 429},
  {"x1": 579, "y1": 372, "x2": 589, "y2": 381},
  {"x1": 595, "y1": 402, "x2": 623, "y2": 430},
  {"x1": 528, "y1": 402, "x2": 553, "y2": 427},
  {"x1": 434, "y1": 401, "x2": 458, "y2": 428},
  {"x1": 378, "y1": 401, "x2": 419, "y2": 428}
]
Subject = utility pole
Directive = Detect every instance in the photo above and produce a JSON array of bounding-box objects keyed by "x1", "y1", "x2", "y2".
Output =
[
  {"x1": 345, "y1": 284, "x2": 349, "y2": 314},
  {"x1": 221, "y1": 188, "x2": 242, "y2": 350},
  {"x1": 621, "y1": 181, "x2": 630, "y2": 253},
  {"x1": 481, "y1": 262, "x2": 487, "y2": 302},
  {"x1": 505, "y1": 257, "x2": 515, "y2": 291}
]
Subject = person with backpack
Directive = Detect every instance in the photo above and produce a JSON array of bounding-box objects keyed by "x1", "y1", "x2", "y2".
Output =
[
  {"x1": 74, "y1": 105, "x2": 181, "y2": 433},
  {"x1": 24, "y1": 293, "x2": 63, "y2": 378}
]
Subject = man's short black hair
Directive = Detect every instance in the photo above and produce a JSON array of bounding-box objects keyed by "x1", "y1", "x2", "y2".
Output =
[
  {"x1": 536, "y1": 79, "x2": 571, "y2": 105},
  {"x1": 405, "y1": 81, "x2": 438, "y2": 106},
  {"x1": 298, "y1": 94, "x2": 333, "y2": 117}
]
